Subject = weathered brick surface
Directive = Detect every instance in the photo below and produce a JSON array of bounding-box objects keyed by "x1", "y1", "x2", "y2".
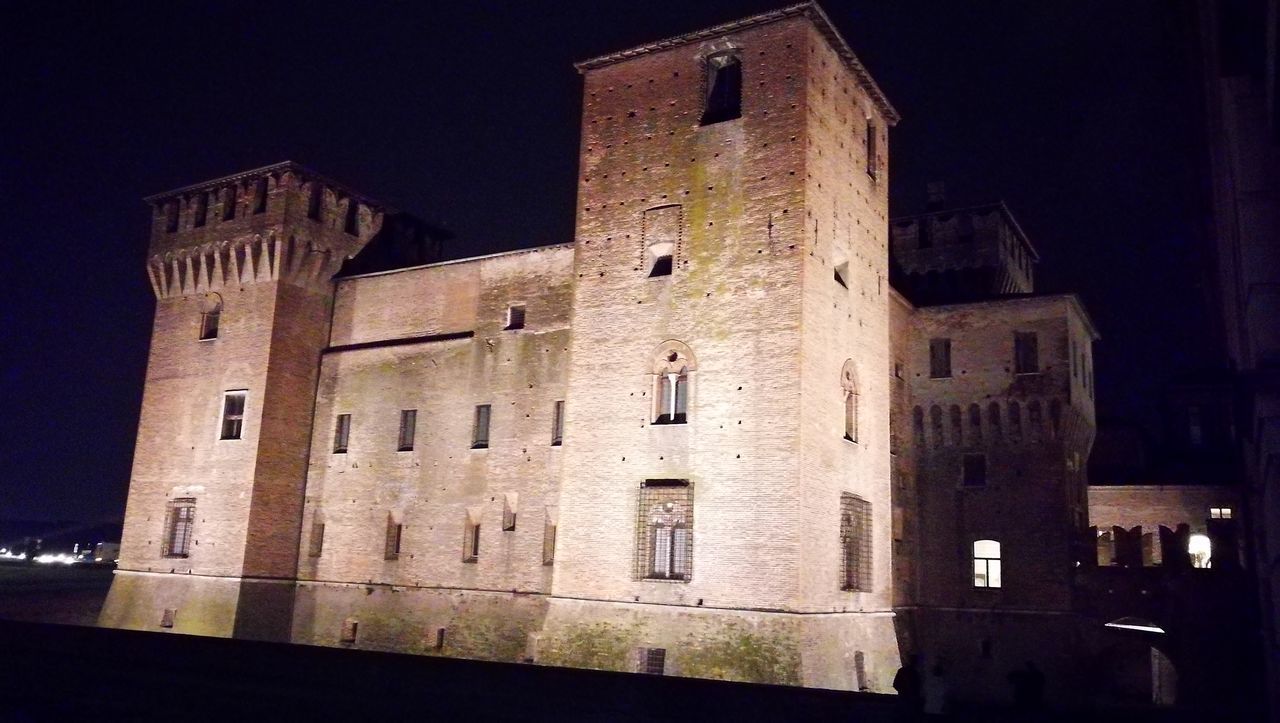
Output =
[{"x1": 1088, "y1": 485, "x2": 1241, "y2": 534}]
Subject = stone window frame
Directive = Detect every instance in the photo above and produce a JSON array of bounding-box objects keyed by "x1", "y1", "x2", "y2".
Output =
[
  {"x1": 397, "y1": 409, "x2": 417, "y2": 452},
  {"x1": 698, "y1": 42, "x2": 743, "y2": 127},
  {"x1": 198, "y1": 293, "x2": 222, "y2": 341},
  {"x1": 635, "y1": 479, "x2": 693, "y2": 582},
  {"x1": 161, "y1": 497, "x2": 196, "y2": 559},
  {"x1": 219, "y1": 390, "x2": 247, "y2": 441},
  {"x1": 333, "y1": 413, "x2": 351, "y2": 454},
  {"x1": 650, "y1": 340, "x2": 697, "y2": 426}
]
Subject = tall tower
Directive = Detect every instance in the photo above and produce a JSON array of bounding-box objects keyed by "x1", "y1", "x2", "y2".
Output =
[
  {"x1": 101, "y1": 162, "x2": 440, "y2": 639},
  {"x1": 543, "y1": 4, "x2": 902, "y2": 689}
]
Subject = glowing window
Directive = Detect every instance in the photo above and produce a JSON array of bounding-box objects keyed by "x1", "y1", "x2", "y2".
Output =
[
  {"x1": 973, "y1": 539, "x2": 1002, "y2": 588},
  {"x1": 1210, "y1": 507, "x2": 1233, "y2": 520},
  {"x1": 1188, "y1": 534, "x2": 1212, "y2": 569}
]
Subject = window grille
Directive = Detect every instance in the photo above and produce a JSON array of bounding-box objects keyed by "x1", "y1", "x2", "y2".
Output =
[
  {"x1": 333, "y1": 414, "x2": 351, "y2": 453},
  {"x1": 1014, "y1": 332, "x2": 1039, "y2": 374},
  {"x1": 973, "y1": 539, "x2": 1002, "y2": 588},
  {"x1": 398, "y1": 409, "x2": 416, "y2": 451},
  {"x1": 840, "y1": 493, "x2": 872, "y2": 591},
  {"x1": 504, "y1": 305, "x2": 526, "y2": 330},
  {"x1": 199, "y1": 310, "x2": 220, "y2": 340},
  {"x1": 162, "y1": 498, "x2": 196, "y2": 558},
  {"x1": 384, "y1": 515, "x2": 402, "y2": 560},
  {"x1": 636, "y1": 480, "x2": 693, "y2": 581},
  {"x1": 551, "y1": 401, "x2": 565, "y2": 446},
  {"x1": 542, "y1": 510, "x2": 557, "y2": 566},
  {"x1": 308, "y1": 520, "x2": 325, "y2": 558},
  {"x1": 220, "y1": 391, "x2": 246, "y2": 440},
  {"x1": 962, "y1": 453, "x2": 987, "y2": 487},
  {"x1": 639, "y1": 647, "x2": 667, "y2": 675},
  {"x1": 929, "y1": 338, "x2": 951, "y2": 378},
  {"x1": 700, "y1": 53, "x2": 742, "y2": 125},
  {"x1": 472, "y1": 404, "x2": 491, "y2": 449},
  {"x1": 252, "y1": 177, "x2": 268, "y2": 214}
]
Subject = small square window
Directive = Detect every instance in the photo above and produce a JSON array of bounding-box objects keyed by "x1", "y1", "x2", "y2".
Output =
[
  {"x1": 504, "y1": 305, "x2": 526, "y2": 330},
  {"x1": 160, "y1": 608, "x2": 177, "y2": 628},
  {"x1": 1210, "y1": 507, "x2": 1233, "y2": 520}
]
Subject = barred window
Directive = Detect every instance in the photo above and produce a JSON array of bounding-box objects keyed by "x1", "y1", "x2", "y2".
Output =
[
  {"x1": 472, "y1": 404, "x2": 491, "y2": 449},
  {"x1": 542, "y1": 508, "x2": 557, "y2": 566},
  {"x1": 973, "y1": 539, "x2": 1002, "y2": 588},
  {"x1": 384, "y1": 514, "x2": 402, "y2": 561},
  {"x1": 308, "y1": 518, "x2": 325, "y2": 558},
  {"x1": 333, "y1": 414, "x2": 351, "y2": 454},
  {"x1": 636, "y1": 480, "x2": 692, "y2": 581},
  {"x1": 840, "y1": 493, "x2": 872, "y2": 591},
  {"x1": 551, "y1": 400, "x2": 565, "y2": 446},
  {"x1": 638, "y1": 647, "x2": 667, "y2": 675},
  {"x1": 1014, "y1": 332, "x2": 1039, "y2": 374},
  {"x1": 220, "y1": 391, "x2": 246, "y2": 440},
  {"x1": 929, "y1": 338, "x2": 952, "y2": 378},
  {"x1": 398, "y1": 409, "x2": 417, "y2": 451},
  {"x1": 162, "y1": 498, "x2": 196, "y2": 558}
]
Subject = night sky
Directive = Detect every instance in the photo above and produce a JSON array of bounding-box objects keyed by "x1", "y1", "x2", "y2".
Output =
[{"x1": 1, "y1": 1, "x2": 1215, "y2": 522}]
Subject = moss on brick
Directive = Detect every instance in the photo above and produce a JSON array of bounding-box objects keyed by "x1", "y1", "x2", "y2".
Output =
[
  {"x1": 677, "y1": 623, "x2": 802, "y2": 685},
  {"x1": 537, "y1": 621, "x2": 644, "y2": 672}
]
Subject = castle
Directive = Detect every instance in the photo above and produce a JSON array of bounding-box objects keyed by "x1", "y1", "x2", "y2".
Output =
[{"x1": 102, "y1": 3, "x2": 1230, "y2": 706}]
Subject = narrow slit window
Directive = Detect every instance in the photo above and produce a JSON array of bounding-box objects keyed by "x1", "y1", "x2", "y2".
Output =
[
  {"x1": 343, "y1": 198, "x2": 359, "y2": 235},
  {"x1": 333, "y1": 414, "x2": 351, "y2": 454},
  {"x1": 308, "y1": 519, "x2": 325, "y2": 558},
  {"x1": 929, "y1": 338, "x2": 952, "y2": 378},
  {"x1": 252, "y1": 177, "x2": 268, "y2": 214},
  {"x1": 1014, "y1": 332, "x2": 1039, "y2": 374},
  {"x1": 164, "y1": 200, "x2": 180, "y2": 233},
  {"x1": 398, "y1": 409, "x2": 416, "y2": 451},
  {"x1": 221, "y1": 186, "x2": 237, "y2": 221},
  {"x1": 542, "y1": 509, "x2": 557, "y2": 565},
  {"x1": 973, "y1": 539, "x2": 1002, "y2": 588},
  {"x1": 463, "y1": 517, "x2": 480, "y2": 563},
  {"x1": 384, "y1": 515, "x2": 402, "y2": 560},
  {"x1": 551, "y1": 400, "x2": 565, "y2": 446},
  {"x1": 962, "y1": 453, "x2": 987, "y2": 487},
  {"x1": 471, "y1": 404, "x2": 491, "y2": 449},
  {"x1": 504, "y1": 305, "x2": 526, "y2": 330},
  {"x1": 636, "y1": 480, "x2": 693, "y2": 581},
  {"x1": 193, "y1": 192, "x2": 209, "y2": 228},
  {"x1": 840, "y1": 493, "x2": 872, "y2": 591},
  {"x1": 866, "y1": 120, "x2": 879, "y2": 180},
  {"x1": 307, "y1": 183, "x2": 323, "y2": 221},
  {"x1": 220, "y1": 391, "x2": 246, "y2": 440},
  {"x1": 502, "y1": 494, "x2": 517, "y2": 532},
  {"x1": 161, "y1": 498, "x2": 196, "y2": 558},
  {"x1": 700, "y1": 53, "x2": 742, "y2": 125}
]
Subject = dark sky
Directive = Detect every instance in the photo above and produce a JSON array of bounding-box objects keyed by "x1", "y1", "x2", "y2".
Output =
[{"x1": 0, "y1": 1, "x2": 1215, "y2": 522}]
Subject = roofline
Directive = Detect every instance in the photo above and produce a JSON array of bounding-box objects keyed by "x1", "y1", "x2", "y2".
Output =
[
  {"x1": 574, "y1": 2, "x2": 899, "y2": 125},
  {"x1": 915, "y1": 292, "x2": 1101, "y2": 340},
  {"x1": 143, "y1": 160, "x2": 398, "y2": 213},
  {"x1": 892, "y1": 201, "x2": 1040, "y2": 262},
  {"x1": 337, "y1": 242, "x2": 575, "y2": 281}
]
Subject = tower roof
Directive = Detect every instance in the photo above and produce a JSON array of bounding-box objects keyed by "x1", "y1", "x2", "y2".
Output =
[{"x1": 574, "y1": 2, "x2": 899, "y2": 125}]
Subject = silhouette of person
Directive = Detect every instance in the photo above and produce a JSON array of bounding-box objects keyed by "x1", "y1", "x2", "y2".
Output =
[
  {"x1": 923, "y1": 662, "x2": 949, "y2": 716},
  {"x1": 893, "y1": 654, "x2": 924, "y2": 721}
]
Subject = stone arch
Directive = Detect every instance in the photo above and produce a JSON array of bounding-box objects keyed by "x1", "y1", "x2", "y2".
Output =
[
  {"x1": 651, "y1": 340, "x2": 696, "y2": 425},
  {"x1": 651, "y1": 340, "x2": 697, "y2": 374}
]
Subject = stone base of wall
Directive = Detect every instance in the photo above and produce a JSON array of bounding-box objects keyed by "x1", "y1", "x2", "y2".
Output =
[
  {"x1": 536, "y1": 598, "x2": 901, "y2": 692},
  {"x1": 98, "y1": 571, "x2": 243, "y2": 637}
]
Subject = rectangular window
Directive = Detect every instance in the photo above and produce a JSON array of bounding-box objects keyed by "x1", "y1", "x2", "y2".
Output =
[
  {"x1": 333, "y1": 414, "x2": 351, "y2": 454},
  {"x1": 472, "y1": 404, "x2": 491, "y2": 449},
  {"x1": 973, "y1": 539, "x2": 1002, "y2": 588},
  {"x1": 308, "y1": 520, "x2": 325, "y2": 558},
  {"x1": 164, "y1": 199, "x2": 180, "y2": 233},
  {"x1": 160, "y1": 608, "x2": 176, "y2": 628},
  {"x1": 384, "y1": 515, "x2": 402, "y2": 560},
  {"x1": 252, "y1": 177, "x2": 268, "y2": 214},
  {"x1": 162, "y1": 498, "x2": 196, "y2": 558},
  {"x1": 700, "y1": 53, "x2": 741, "y2": 125},
  {"x1": 502, "y1": 494, "x2": 517, "y2": 532},
  {"x1": 639, "y1": 647, "x2": 667, "y2": 675},
  {"x1": 962, "y1": 453, "x2": 987, "y2": 487},
  {"x1": 1014, "y1": 332, "x2": 1039, "y2": 374},
  {"x1": 199, "y1": 310, "x2": 220, "y2": 340},
  {"x1": 636, "y1": 480, "x2": 693, "y2": 581},
  {"x1": 929, "y1": 338, "x2": 952, "y2": 378},
  {"x1": 398, "y1": 409, "x2": 416, "y2": 451},
  {"x1": 866, "y1": 120, "x2": 878, "y2": 180},
  {"x1": 542, "y1": 509, "x2": 557, "y2": 566},
  {"x1": 840, "y1": 493, "x2": 872, "y2": 591},
  {"x1": 504, "y1": 305, "x2": 526, "y2": 330},
  {"x1": 220, "y1": 391, "x2": 246, "y2": 440},
  {"x1": 463, "y1": 517, "x2": 481, "y2": 563},
  {"x1": 551, "y1": 400, "x2": 565, "y2": 446},
  {"x1": 221, "y1": 186, "x2": 237, "y2": 221},
  {"x1": 340, "y1": 618, "x2": 358, "y2": 643},
  {"x1": 193, "y1": 192, "x2": 208, "y2": 228},
  {"x1": 307, "y1": 183, "x2": 323, "y2": 220},
  {"x1": 343, "y1": 199, "x2": 359, "y2": 235},
  {"x1": 654, "y1": 373, "x2": 689, "y2": 424},
  {"x1": 1210, "y1": 507, "x2": 1233, "y2": 520}
]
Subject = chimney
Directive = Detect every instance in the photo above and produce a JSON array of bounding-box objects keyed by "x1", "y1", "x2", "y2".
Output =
[{"x1": 925, "y1": 182, "x2": 947, "y2": 211}]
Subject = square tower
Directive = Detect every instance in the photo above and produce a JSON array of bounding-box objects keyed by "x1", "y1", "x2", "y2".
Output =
[{"x1": 543, "y1": 3, "x2": 902, "y2": 689}]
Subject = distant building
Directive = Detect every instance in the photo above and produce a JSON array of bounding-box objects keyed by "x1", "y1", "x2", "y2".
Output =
[{"x1": 97, "y1": 2, "x2": 1255, "y2": 711}]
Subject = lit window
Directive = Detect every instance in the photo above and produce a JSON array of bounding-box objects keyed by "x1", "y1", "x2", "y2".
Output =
[
  {"x1": 639, "y1": 647, "x2": 667, "y2": 675},
  {"x1": 654, "y1": 362, "x2": 688, "y2": 424},
  {"x1": 384, "y1": 514, "x2": 402, "y2": 560},
  {"x1": 1188, "y1": 534, "x2": 1211, "y2": 569},
  {"x1": 1014, "y1": 332, "x2": 1039, "y2": 374},
  {"x1": 962, "y1": 453, "x2": 987, "y2": 487},
  {"x1": 929, "y1": 338, "x2": 952, "y2": 378},
  {"x1": 504, "y1": 304, "x2": 526, "y2": 330},
  {"x1": 1210, "y1": 507, "x2": 1233, "y2": 520},
  {"x1": 471, "y1": 404, "x2": 491, "y2": 449},
  {"x1": 220, "y1": 391, "x2": 246, "y2": 440},
  {"x1": 162, "y1": 498, "x2": 196, "y2": 558},
  {"x1": 333, "y1": 414, "x2": 351, "y2": 454},
  {"x1": 637, "y1": 480, "x2": 692, "y2": 581},
  {"x1": 551, "y1": 400, "x2": 565, "y2": 446},
  {"x1": 840, "y1": 493, "x2": 872, "y2": 591},
  {"x1": 700, "y1": 53, "x2": 742, "y2": 126},
  {"x1": 973, "y1": 539, "x2": 1001, "y2": 588},
  {"x1": 398, "y1": 409, "x2": 416, "y2": 451}
]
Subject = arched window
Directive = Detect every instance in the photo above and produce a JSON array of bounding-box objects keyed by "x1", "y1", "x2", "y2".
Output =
[
  {"x1": 198, "y1": 293, "x2": 222, "y2": 340},
  {"x1": 652, "y1": 341, "x2": 696, "y2": 425},
  {"x1": 973, "y1": 539, "x2": 1002, "y2": 588},
  {"x1": 701, "y1": 52, "x2": 742, "y2": 125},
  {"x1": 841, "y1": 360, "x2": 858, "y2": 443}
]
